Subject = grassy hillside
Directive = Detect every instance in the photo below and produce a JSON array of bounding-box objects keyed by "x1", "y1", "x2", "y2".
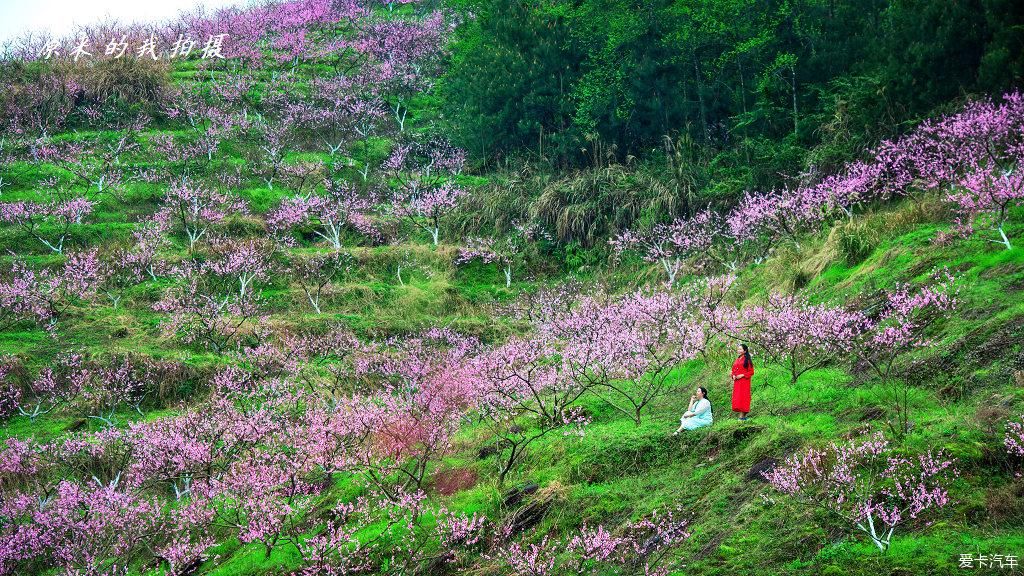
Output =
[
  {"x1": 1, "y1": 4, "x2": 1024, "y2": 576},
  {"x1": 4, "y1": 171, "x2": 1023, "y2": 576}
]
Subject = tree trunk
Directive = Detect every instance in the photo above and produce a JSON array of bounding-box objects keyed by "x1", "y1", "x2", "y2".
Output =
[
  {"x1": 791, "y1": 65, "x2": 798, "y2": 137},
  {"x1": 998, "y1": 226, "x2": 1012, "y2": 250}
]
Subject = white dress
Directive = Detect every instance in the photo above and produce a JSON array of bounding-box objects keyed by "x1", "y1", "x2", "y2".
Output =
[{"x1": 679, "y1": 398, "x2": 713, "y2": 430}]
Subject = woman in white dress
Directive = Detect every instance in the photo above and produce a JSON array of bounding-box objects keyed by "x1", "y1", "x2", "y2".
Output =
[{"x1": 673, "y1": 386, "x2": 713, "y2": 434}]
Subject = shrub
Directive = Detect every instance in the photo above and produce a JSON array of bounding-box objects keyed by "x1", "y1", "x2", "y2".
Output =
[
  {"x1": 78, "y1": 57, "x2": 173, "y2": 109},
  {"x1": 832, "y1": 220, "x2": 879, "y2": 266}
]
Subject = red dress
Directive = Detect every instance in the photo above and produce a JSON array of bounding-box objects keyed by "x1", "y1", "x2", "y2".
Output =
[{"x1": 731, "y1": 355, "x2": 753, "y2": 412}]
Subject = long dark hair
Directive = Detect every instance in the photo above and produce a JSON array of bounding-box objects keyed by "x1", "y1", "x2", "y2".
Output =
[
  {"x1": 740, "y1": 343, "x2": 752, "y2": 369},
  {"x1": 698, "y1": 386, "x2": 711, "y2": 414}
]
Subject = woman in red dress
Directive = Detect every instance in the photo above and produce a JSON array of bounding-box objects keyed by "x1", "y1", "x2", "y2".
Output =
[{"x1": 731, "y1": 343, "x2": 754, "y2": 420}]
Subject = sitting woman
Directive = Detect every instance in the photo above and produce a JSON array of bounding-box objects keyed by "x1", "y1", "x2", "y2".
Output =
[{"x1": 673, "y1": 386, "x2": 713, "y2": 434}]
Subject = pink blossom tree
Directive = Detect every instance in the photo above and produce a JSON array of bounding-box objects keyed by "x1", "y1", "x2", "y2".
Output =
[
  {"x1": 0, "y1": 360, "x2": 18, "y2": 421},
  {"x1": 873, "y1": 92, "x2": 1024, "y2": 245},
  {"x1": 204, "y1": 237, "x2": 276, "y2": 300},
  {"x1": 167, "y1": 85, "x2": 247, "y2": 165},
  {"x1": 385, "y1": 140, "x2": 466, "y2": 245},
  {"x1": 456, "y1": 222, "x2": 544, "y2": 287},
  {"x1": 264, "y1": 0, "x2": 367, "y2": 68},
  {"x1": 303, "y1": 75, "x2": 388, "y2": 157},
  {"x1": 871, "y1": 93, "x2": 1024, "y2": 247},
  {"x1": 727, "y1": 186, "x2": 827, "y2": 253},
  {"x1": 296, "y1": 488, "x2": 487, "y2": 575},
  {"x1": 0, "y1": 140, "x2": 10, "y2": 195},
  {"x1": 151, "y1": 500, "x2": 217, "y2": 575},
  {"x1": 0, "y1": 480, "x2": 161, "y2": 575},
  {"x1": 947, "y1": 154, "x2": 1023, "y2": 249},
  {"x1": 153, "y1": 255, "x2": 268, "y2": 353},
  {"x1": 98, "y1": 246, "x2": 153, "y2": 310},
  {"x1": 355, "y1": 328, "x2": 480, "y2": 495},
  {"x1": 123, "y1": 219, "x2": 172, "y2": 282},
  {"x1": 815, "y1": 160, "x2": 883, "y2": 220},
  {"x1": 125, "y1": 393, "x2": 280, "y2": 498},
  {"x1": 0, "y1": 191, "x2": 93, "y2": 254},
  {"x1": 0, "y1": 70, "x2": 79, "y2": 139},
  {"x1": 284, "y1": 250, "x2": 354, "y2": 314},
  {"x1": 542, "y1": 291, "x2": 706, "y2": 425},
  {"x1": 0, "y1": 250, "x2": 103, "y2": 332},
  {"x1": 247, "y1": 114, "x2": 300, "y2": 190},
  {"x1": 155, "y1": 181, "x2": 248, "y2": 251},
  {"x1": 149, "y1": 132, "x2": 209, "y2": 183},
  {"x1": 201, "y1": 449, "x2": 317, "y2": 558},
  {"x1": 473, "y1": 336, "x2": 589, "y2": 485},
  {"x1": 35, "y1": 126, "x2": 142, "y2": 196},
  {"x1": 856, "y1": 268, "x2": 958, "y2": 381},
  {"x1": 855, "y1": 269, "x2": 958, "y2": 437},
  {"x1": 286, "y1": 328, "x2": 375, "y2": 401},
  {"x1": 392, "y1": 180, "x2": 464, "y2": 246},
  {"x1": 903, "y1": 92, "x2": 1024, "y2": 197},
  {"x1": 611, "y1": 209, "x2": 722, "y2": 285},
  {"x1": 352, "y1": 13, "x2": 451, "y2": 133},
  {"x1": 598, "y1": 292, "x2": 707, "y2": 425},
  {"x1": 685, "y1": 274, "x2": 741, "y2": 341},
  {"x1": 268, "y1": 182, "x2": 380, "y2": 250},
  {"x1": 10, "y1": 353, "x2": 87, "y2": 420},
  {"x1": 742, "y1": 292, "x2": 867, "y2": 384},
  {"x1": 764, "y1": 433, "x2": 957, "y2": 553},
  {"x1": 79, "y1": 358, "x2": 151, "y2": 426}
]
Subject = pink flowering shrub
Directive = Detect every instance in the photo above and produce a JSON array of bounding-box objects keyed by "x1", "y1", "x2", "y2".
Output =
[{"x1": 1006, "y1": 416, "x2": 1024, "y2": 458}]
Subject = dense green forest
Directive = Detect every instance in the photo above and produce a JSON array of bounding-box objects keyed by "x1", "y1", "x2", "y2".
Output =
[{"x1": 445, "y1": 0, "x2": 1023, "y2": 200}]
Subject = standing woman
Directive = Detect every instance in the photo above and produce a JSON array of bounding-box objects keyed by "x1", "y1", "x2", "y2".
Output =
[{"x1": 732, "y1": 343, "x2": 754, "y2": 420}]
